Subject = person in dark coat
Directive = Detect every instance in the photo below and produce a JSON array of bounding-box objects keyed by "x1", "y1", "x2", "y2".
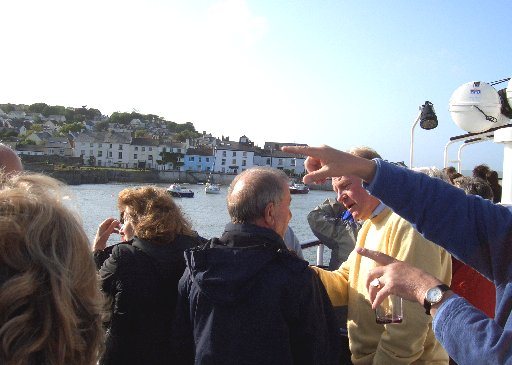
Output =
[
  {"x1": 92, "y1": 186, "x2": 204, "y2": 365},
  {"x1": 172, "y1": 167, "x2": 341, "y2": 365}
]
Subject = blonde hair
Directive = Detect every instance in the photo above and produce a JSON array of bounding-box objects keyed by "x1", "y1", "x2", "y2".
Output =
[
  {"x1": 118, "y1": 186, "x2": 194, "y2": 242},
  {"x1": 0, "y1": 173, "x2": 105, "y2": 365}
]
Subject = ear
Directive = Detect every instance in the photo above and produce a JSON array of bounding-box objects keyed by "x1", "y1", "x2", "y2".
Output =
[{"x1": 263, "y1": 201, "x2": 276, "y2": 227}]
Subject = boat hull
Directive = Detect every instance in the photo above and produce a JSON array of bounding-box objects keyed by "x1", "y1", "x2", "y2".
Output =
[{"x1": 169, "y1": 191, "x2": 194, "y2": 198}]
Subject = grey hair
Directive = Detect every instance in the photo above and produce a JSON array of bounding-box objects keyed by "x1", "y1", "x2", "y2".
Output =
[
  {"x1": 412, "y1": 166, "x2": 450, "y2": 182},
  {"x1": 227, "y1": 167, "x2": 289, "y2": 224},
  {"x1": 456, "y1": 176, "x2": 494, "y2": 200},
  {"x1": 348, "y1": 146, "x2": 382, "y2": 160}
]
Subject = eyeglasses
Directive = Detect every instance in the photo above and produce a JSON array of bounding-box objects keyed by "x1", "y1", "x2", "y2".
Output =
[{"x1": 119, "y1": 212, "x2": 124, "y2": 224}]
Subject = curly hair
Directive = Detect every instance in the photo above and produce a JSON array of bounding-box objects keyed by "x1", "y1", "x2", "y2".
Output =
[
  {"x1": 117, "y1": 186, "x2": 194, "y2": 242},
  {"x1": 0, "y1": 173, "x2": 105, "y2": 365}
]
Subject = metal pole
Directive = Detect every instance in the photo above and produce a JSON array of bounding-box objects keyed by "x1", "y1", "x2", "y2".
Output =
[{"x1": 409, "y1": 111, "x2": 422, "y2": 168}]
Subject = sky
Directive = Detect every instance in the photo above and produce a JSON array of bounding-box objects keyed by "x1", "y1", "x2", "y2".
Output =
[{"x1": 2, "y1": 0, "x2": 511, "y2": 172}]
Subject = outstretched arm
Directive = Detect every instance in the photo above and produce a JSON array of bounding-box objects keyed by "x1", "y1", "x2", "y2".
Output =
[{"x1": 281, "y1": 145, "x2": 377, "y2": 184}]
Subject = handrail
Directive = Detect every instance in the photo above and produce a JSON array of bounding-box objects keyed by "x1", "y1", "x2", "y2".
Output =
[{"x1": 300, "y1": 239, "x2": 325, "y2": 266}]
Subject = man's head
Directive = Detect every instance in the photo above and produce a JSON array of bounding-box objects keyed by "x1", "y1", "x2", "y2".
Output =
[
  {"x1": 0, "y1": 144, "x2": 22, "y2": 173},
  {"x1": 332, "y1": 146, "x2": 381, "y2": 221},
  {"x1": 227, "y1": 167, "x2": 292, "y2": 238}
]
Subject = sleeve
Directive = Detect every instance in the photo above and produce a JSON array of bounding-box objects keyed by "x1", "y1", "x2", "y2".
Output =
[
  {"x1": 284, "y1": 227, "x2": 304, "y2": 259},
  {"x1": 311, "y1": 253, "x2": 352, "y2": 307},
  {"x1": 93, "y1": 244, "x2": 114, "y2": 270},
  {"x1": 433, "y1": 295, "x2": 512, "y2": 365},
  {"x1": 373, "y1": 218, "x2": 451, "y2": 364},
  {"x1": 290, "y1": 269, "x2": 341, "y2": 365},
  {"x1": 367, "y1": 159, "x2": 512, "y2": 283},
  {"x1": 98, "y1": 245, "x2": 121, "y2": 295},
  {"x1": 170, "y1": 269, "x2": 195, "y2": 365}
]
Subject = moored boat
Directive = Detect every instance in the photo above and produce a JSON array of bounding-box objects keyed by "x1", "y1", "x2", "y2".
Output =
[
  {"x1": 205, "y1": 183, "x2": 221, "y2": 194},
  {"x1": 289, "y1": 182, "x2": 309, "y2": 194},
  {"x1": 167, "y1": 184, "x2": 194, "y2": 198}
]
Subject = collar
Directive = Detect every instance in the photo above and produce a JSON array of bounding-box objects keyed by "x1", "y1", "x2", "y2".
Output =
[{"x1": 370, "y1": 200, "x2": 386, "y2": 218}]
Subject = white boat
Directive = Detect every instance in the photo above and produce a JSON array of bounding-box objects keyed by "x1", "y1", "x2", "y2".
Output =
[
  {"x1": 167, "y1": 184, "x2": 194, "y2": 198},
  {"x1": 289, "y1": 182, "x2": 309, "y2": 194},
  {"x1": 205, "y1": 183, "x2": 221, "y2": 194}
]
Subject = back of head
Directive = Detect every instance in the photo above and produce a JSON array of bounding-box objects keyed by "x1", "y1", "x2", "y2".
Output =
[
  {"x1": 227, "y1": 167, "x2": 288, "y2": 224},
  {"x1": 486, "y1": 170, "x2": 500, "y2": 186},
  {"x1": 472, "y1": 164, "x2": 490, "y2": 179},
  {"x1": 348, "y1": 146, "x2": 382, "y2": 160},
  {"x1": 118, "y1": 186, "x2": 194, "y2": 242},
  {"x1": 458, "y1": 176, "x2": 494, "y2": 200},
  {"x1": 0, "y1": 143, "x2": 22, "y2": 173},
  {"x1": 412, "y1": 166, "x2": 450, "y2": 182},
  {"x1": 0, "y1": 173, "x2": 104, "y2": 365}
]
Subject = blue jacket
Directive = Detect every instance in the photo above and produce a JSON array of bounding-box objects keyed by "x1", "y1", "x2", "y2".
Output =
[
  {"x1": 172, "y1": 223, "x2": 341, "y2": 365},
  {"x1": 367, "y1": 159, "x2": 512, "y2": 365}
]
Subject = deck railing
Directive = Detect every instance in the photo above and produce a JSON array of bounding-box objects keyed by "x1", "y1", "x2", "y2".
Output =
[{"x1": 300, "y1": 239, "x2": 325, "y2": 267}]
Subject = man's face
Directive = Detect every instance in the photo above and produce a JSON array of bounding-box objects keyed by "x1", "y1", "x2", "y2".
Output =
[
  {"x1": 332, "y1": 175, "x2": 379, "y2": 221},
  {"x1": 273, "y1": 185, "x2": 292, "y2": 238}
]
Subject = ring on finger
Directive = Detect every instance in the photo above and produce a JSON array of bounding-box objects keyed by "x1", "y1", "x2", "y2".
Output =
[{"x1": 370, "y1": 278, "x2": 381, "y2": 289}]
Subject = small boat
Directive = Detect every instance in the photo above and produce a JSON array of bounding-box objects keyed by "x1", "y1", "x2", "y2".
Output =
[
  {"x1": 205, "y1": 182, "x2": 221, "y2": 194},
  {"x1": 167, "y1": 184, "x2": 194, "y2": 198},
  {"x1": 289, "y1": 182, "x2": 309, "y2": 194}
]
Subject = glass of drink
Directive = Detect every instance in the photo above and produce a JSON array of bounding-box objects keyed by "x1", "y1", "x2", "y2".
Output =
[{"x1": 375, "y1": 294, "x2": 403, "y2": 324}]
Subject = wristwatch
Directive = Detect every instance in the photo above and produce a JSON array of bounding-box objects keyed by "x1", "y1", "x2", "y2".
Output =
[{"x1": 423, "y1": 284, "x2": 451, "y2": 315}]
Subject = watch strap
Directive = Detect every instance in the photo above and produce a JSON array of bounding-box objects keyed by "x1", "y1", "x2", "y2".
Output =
[{"x1": 423, "y1": 284, "x2": 451, "y2": 315}]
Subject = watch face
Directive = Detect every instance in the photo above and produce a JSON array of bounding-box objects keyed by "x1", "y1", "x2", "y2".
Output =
[{"x1": 426, "y1": 287, "x2": 443, "y2": 303}]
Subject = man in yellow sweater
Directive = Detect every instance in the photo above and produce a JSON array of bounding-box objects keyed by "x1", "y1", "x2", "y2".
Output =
[{"x1": 313, "y1": 146, "x2": 452, "y2": 365}]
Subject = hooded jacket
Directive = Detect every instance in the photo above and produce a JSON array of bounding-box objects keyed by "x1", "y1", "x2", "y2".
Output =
[
  {"x1": 172, "y1": 223, "x2": 341, "y2": 365},
  {"x1": 94, "y1": 235, "x2": 203, "y2": 365}
]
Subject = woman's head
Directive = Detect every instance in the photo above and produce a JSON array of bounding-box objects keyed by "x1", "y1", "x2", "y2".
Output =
[
  {"x1": 0, "y1": 173, "x2": 104, "y2": 365},
  {"x1": 117, "y1": 186, "x2": 194, "y2": 242}
]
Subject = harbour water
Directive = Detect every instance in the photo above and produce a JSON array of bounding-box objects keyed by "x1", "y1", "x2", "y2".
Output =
[{"x1": 67, "y1": 182, "x2": 335, "y2": 264}]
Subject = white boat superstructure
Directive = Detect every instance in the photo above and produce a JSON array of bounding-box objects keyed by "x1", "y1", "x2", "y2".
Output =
[{"x1": 205, "y1": 183, "x2": 221, "y2": 194}]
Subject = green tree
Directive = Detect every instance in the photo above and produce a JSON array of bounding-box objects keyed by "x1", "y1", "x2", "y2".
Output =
[
  {"x1": 28, "y1": 103, "x2": 49, "y2": 114},
  {"x1": 60, "y1": 122, "x2": 84, "y2": 134},
  {"x1": 134, "y1": 129, "x2": 147, "y2": 138}
]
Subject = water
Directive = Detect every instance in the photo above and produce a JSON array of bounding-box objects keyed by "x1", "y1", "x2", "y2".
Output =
[{"x1": 66, "y1": 182, "x2": 335, "y2": 264}]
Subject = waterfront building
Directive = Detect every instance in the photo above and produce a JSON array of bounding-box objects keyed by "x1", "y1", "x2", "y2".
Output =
[{"x1": 182, "y1": 147, "x2": 215, "y2": 172}]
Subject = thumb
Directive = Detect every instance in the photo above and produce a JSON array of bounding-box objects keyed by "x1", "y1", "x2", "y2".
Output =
[
  {"x1": 303, "y1": 166, "x2": 331, "y2": 184},
  {"x1": 356, "y1": 247, "x2": 396, "y2": 266}
]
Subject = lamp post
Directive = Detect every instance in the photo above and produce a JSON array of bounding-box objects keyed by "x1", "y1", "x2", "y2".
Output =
[{"x1": 409, "y1": 101, "x2": 438, "y2": 168}]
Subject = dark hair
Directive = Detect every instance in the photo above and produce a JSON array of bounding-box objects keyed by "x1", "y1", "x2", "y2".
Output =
[{"x1": 472, "y1": 164, "x2": 490, "y2": 180}]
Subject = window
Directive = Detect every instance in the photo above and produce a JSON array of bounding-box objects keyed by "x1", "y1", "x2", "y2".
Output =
[
  {"x1": 80, "y1": 150, "x2": 85, "y2": 156},
  {"x1": 242, "y1": 160, "x2": 246, "y2": 166},
  {"x1": 134, "y1": 154, "x2": 138, "y2": 159},
  {"x1": 99, "y1": 143, "x2": 103, "y2": 148},
  {"x1": 108, "y1": 151, "x2": 112, "y2": 158},
  {"x1": 142, "y1": 147, "x2": 146, "y2": 152},
  {"x1": 109, "y1": 144, "x2": 113, "y2": 148},
  {"x1": 135, "y1": 146, "x2": 139, "y2": 151},
  {"x1": 198, "y1": 157, "x2": 202, "y2": 162},
  {"x1": 232, "y1": 151, "x2": 236, "y2": 157},
  {"x1": 89, "y1": 150, "x2": 93, "y2": 156},
  {"x1": 149, "y1": 147, "x2": 152, "y2": 151},
  {"x1": 97, "y1": 151, "x2": 103, "y2": 157},
  {"x1": 188, "y1": 157, "x2": 194, "y2": 161},
  {"x1": 206, "y1": 157, "x2": 210, "y2": 162},
  {"x1": 97, "y1": 160, "x2": 102, "y2": 166},
  {"x1": 291, "y1": 159, "x2": 296, "y2": 166},
  {"x1": 222, "y1": 151, "x2": 226, "y2": 157},
  {"x1": 221, "y1": 159, "x2": 226, "y2": 165},
  {"x1": 148, "y1": 155, "x2": 153, "y2": 161},
  {"x1": 232, "y1": 159, "x2": 236, "y2": 165},
  {"x1": 266, "y1": 158, "x2": 271, "y2": 165},
  {"x1": 278, "y1": 158, "x2": 283, "y2": 165},
  {"x1": 90, "y1": 143, "x2": 93, "y2": 147},
  {"x1": 119, "y1": 144, "x2": 123, "y2": 150},
  {"x1": 243, "y1": 151, "x2": 247, "y2": 157},
  {"x1": 118, "y1": 152, "x2": 123, "y2": 159},
  {"x1": 162, "y1": 147, "x2": 167, "y2": 152}
]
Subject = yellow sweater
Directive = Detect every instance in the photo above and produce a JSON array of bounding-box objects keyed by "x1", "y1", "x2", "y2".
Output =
[{"x1": 313, "y1": 207, "x2": 452, "y2": 365}]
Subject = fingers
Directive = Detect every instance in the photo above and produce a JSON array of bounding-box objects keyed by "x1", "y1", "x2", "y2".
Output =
[
  {"x1": 357, "y1": 247, "x2": 396, "y2": 266},
  {"x1": 93, "y1": 218, "x2": 120, "y2": 251}
]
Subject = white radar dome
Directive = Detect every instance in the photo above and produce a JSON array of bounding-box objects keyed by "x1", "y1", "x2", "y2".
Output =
[{"x1": 449, "y1": 81, "x2": 501, "y2": 133}]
